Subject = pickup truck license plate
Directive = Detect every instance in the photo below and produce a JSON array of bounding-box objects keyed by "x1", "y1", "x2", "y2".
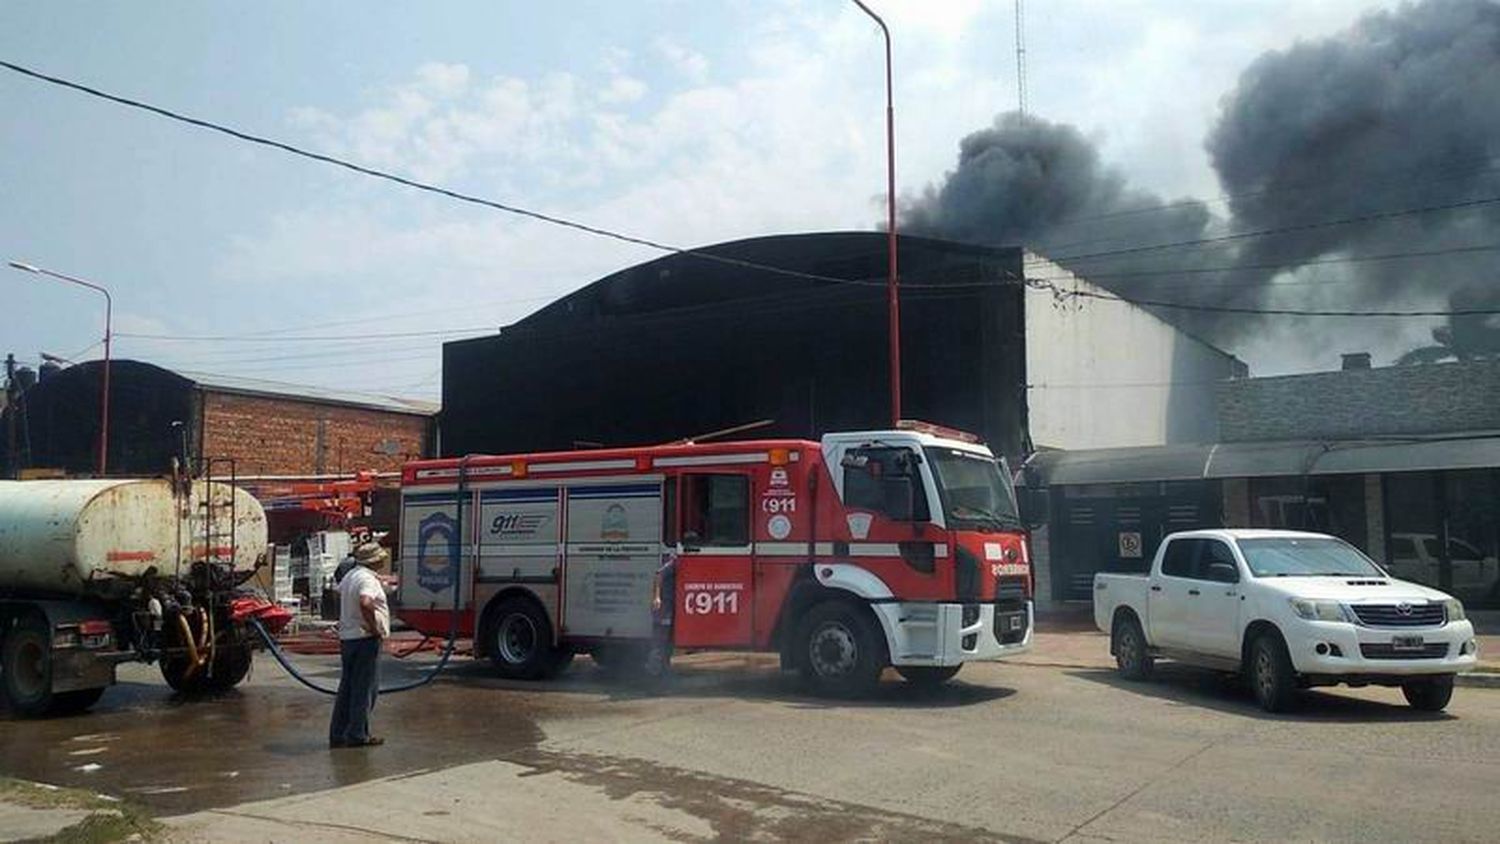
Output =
[{"x1": 1391, "y1": 635, "x2": 1425, "y2": 651}]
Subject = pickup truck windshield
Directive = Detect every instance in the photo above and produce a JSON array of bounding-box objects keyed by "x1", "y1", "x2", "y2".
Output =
[
  {"x1": 1239, "y1": 537, "x2": 1385, "y2": 577},
  {"x1": 924, "y1": 447, "x2": 1022, "y2": 531}
]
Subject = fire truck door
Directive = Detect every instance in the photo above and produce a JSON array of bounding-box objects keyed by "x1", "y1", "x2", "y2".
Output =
[{"x1": 673, "y1": 473, "x2": 754, "y2": 648}]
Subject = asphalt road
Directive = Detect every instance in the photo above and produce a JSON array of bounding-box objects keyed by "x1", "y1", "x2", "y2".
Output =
[{"x1": 3, "y1": 648, "x2": 1499, "y2": 842}]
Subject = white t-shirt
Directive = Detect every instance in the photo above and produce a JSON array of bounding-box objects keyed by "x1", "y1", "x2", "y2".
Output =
[{"x1": 338, "y1": 565, "x2": 390, "y2": 640}]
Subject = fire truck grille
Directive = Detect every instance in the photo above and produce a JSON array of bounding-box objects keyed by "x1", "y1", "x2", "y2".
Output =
[
  {"x1": 996, "y1": 576, "x2": 1027, "y2": 607},
  {"x1": 994, "y1": 605, "x2": 1028, "y2": 645}
]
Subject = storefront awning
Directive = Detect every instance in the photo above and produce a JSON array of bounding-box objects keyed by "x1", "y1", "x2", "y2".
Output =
[
  {"x1": 1030, "y1": 434, "x2": 1500, "y2": 487},
  {"x1": 1028, "y1": 444, "x2": 1215, "y2": 485}
]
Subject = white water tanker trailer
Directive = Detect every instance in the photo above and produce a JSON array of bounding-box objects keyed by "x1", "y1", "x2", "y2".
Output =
[{"x1": 0, "y1": 478, "x2": 272, "y2": 716}]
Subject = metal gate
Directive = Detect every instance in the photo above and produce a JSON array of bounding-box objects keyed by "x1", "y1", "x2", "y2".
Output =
[{"x1": 1050, "y1": 481, "x2": 1220, "y2": 602}]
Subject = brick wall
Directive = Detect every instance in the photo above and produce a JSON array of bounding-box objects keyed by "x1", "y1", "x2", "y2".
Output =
[
  {"x1": 1217, "y1": 360, "x2": 1500, "y2": 442},
  {"x1": 199, "y1": 390, "x2": 430, "y2": 476}
]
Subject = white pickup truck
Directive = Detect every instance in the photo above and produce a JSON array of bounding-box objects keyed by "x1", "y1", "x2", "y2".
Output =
[{"x1": 1094, "y1": 529, "x2": 1479, "y2": 712}]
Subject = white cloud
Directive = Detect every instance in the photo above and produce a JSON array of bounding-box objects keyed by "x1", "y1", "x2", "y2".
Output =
[
  {"x1": 653, "y1": 38, "x2": 709, "y2": 81},
  {"x1": 598, "y1": 75, "x2": 648, "y2": 105}
]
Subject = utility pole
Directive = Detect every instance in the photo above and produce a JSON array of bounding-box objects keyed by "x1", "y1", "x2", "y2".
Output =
[
  {"x1": 4, "y1": 353, "x2": 16, "y2": 478},
  {"x1": 851, "y1": 0, "x2": 902, "y2": 426}
]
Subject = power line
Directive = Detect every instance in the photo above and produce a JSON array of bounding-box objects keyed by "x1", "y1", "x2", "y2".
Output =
[
  {"x1": 0, "y1": 59, "x2": 887, "y2": 292},
  {"x1": 1036, "y1": 194, "x2": 1500, "y2": 265},
  {"x1": 1028, "y1": 278, "x2": 1500, "y2": 318},
  {"x1": 1029, "y1": 154, "x2": 1500, "y2": 245},
  {"x1": 1022, "y1": 242, "x2": 1500, "y2": 287},
  {"x1": 6, "y1": 59, "x2": 1496, "y2": 324},
  {"x1": 118, "y1": 326, "x2": 497, "y2": 342}
]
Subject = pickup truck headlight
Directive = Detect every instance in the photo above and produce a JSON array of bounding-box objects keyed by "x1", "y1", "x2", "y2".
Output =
[
  {"x1": 1444, "y1": 599, "x2": 1466, "y2": 622},
  {"x1": 1290, "y1": 598, "x2": 1350, "y2": 622}
]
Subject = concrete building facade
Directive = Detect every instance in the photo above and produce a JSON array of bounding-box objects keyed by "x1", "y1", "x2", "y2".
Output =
[{"x1": 1030, "y1": 358, "x2": 1500, "y2": 610}]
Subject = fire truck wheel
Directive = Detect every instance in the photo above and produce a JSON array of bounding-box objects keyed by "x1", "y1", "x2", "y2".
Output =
[
  {"x1": 482, "y1": 597, "x2": 558, "y2": 680},
  {"x1": 796, "y1": 601, "x2": 887, "y2": 697},
  {"x1": 895, "y1": 665, "x2": 962, "y2": 687}
]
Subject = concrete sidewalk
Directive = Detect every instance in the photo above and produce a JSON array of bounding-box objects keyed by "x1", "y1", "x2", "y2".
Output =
[{"x1": 1030, "y1": 610, "x2": 1500, "y2": 687}]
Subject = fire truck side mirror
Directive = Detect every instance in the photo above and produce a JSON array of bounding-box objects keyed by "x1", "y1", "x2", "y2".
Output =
[
  {"x1": 1017, "y1": 487, "x2": 1050, "y2": 528},
  {"x1": 681, "y1": 530, "x2": 703, "y2": 553}
]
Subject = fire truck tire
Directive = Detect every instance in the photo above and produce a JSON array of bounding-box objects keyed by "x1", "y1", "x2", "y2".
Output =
[
  {"x1": 2, "y1": 621, "x2": 58, "y2": 717},
  {"x1": 481, "y1": 597, "x2": 560, "y2": 681},
  {"x1": 796, "y1": 600, "x2": 887, "y2": 697},
  {"x1": 895, "y1": 665, "x2": 962, "y2": 687}
]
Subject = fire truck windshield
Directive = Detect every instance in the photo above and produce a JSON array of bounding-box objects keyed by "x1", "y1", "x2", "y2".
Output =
[{"x1": 924, "y1": 447, "x2": 1022, "y2": 531}]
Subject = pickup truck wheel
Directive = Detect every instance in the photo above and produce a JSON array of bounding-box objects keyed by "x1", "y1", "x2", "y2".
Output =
[
  {"x1": 797, "y1": 601, "x2": 886, "y2": 697},
  {"x1": 896, "y1": 665, "x2": 962, "y2": 687},
  {"x1": 1248, "y1": 633, "x2": 1299, "y2": 713},
  {"x1": 1, "y1": 623, "x2": 57, "y2": 717},
  {"x1": 1113, "y1": 617, "x2": 1154, "y2": 680},
  {"x1": 1401, "y1": 675, "x2": 1455, "y2": 712}
]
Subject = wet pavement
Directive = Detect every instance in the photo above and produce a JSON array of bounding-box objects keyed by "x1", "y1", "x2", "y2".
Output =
[
  {"x1": 5, "y1": 639, "x2": 1500, "y2": 841},
  {"x1": 0, "y1": 655, "x2": 565, "y2": 815}
]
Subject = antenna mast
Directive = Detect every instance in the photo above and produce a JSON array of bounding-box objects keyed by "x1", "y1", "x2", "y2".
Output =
[{"x1": 1014, "y1": 0, "x2": 1028, "y2": 118}]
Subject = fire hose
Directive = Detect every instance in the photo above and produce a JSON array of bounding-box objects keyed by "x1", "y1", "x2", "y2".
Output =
[{"x1": 246, "y1": 458, "x2": 472, "y2": 696}]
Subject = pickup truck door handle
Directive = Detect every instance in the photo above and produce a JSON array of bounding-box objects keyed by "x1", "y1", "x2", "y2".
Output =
[
  {"x1": 1150, "y1": 585, "x2": 1162, "y2": 592},
  {"x1": 1187, "y1": 589, "x2": 1201, "y2": 596}
]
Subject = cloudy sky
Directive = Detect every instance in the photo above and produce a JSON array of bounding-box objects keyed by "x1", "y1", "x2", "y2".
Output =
[{"x1": 1, "y1": 0, "x2": 1401, "y2": 400}]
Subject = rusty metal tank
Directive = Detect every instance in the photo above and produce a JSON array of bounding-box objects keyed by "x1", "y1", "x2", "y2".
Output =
[{"x1": 0, "y1": 479, "x2": 267, "y2": 597}]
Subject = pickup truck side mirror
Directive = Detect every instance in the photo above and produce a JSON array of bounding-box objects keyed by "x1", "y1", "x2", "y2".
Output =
[{"x1": 1206, "y1": 561, "x2": 1240, "y2": 583}]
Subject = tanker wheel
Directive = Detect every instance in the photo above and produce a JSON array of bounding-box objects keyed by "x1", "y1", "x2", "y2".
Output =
[
  {"x1": 160, "y1": 652, "x2": 206, "y2": 694},
  {"x1": 2, "y1": 621, "x2": 58, "y2": 717},
  {"x1": 202, "y1": 641, "x2": 253, "y2": 692}
]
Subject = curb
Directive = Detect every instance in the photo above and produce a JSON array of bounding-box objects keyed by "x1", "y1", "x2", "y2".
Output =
[{"x1": 1458, "y1": 672, "x2": 1500, "y2": 690}]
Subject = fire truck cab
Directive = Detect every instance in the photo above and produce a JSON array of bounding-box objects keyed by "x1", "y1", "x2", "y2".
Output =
[{"x1": 395, "y1": 425, "x2": 1033, "y2": 695}]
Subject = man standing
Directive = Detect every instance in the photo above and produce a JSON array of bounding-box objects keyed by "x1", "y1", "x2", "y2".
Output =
[{"x1": 329, "y1": 541, "x2": 389, "y2": 748}]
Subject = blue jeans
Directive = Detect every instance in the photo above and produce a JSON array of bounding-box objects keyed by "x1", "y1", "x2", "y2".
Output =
[{"x1": 329, "y1": 636, "x2": 381, "y2": 744}]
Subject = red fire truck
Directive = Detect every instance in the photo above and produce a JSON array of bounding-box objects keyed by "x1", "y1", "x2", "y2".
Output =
[{"x1": 394, "y1": 423, "x2": 1033, "y2": 695}]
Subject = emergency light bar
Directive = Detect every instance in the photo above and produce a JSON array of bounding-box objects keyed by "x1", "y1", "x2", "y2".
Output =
[{"x1": 896, "y1": 419, "x2": 981, "y2": 444}]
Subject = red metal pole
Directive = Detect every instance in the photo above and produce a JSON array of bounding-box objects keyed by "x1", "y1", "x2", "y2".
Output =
[
  {"x1": 99, "y1": 289, "x2": 112, "y2": 476},
  {"x1": 853, "y1": 1, "x2": 901, "y2": 427}
]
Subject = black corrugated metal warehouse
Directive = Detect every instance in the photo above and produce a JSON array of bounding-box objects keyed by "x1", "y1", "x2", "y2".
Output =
[{"x1": 441, "y1": 232, "x2": 1030, "y2": 458}]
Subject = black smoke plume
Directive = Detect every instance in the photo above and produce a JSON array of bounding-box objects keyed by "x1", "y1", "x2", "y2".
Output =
[{"x1": 903, "y1": 0, "x2": 1500, "y2": 365}]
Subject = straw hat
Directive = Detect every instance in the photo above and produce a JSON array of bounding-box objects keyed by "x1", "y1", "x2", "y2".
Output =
[{"x1": 353, "y1": 542, "x2": 389, "y2": 567}]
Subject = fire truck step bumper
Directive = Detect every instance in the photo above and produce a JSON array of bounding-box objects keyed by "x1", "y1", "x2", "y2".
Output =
[{"x1": 874, "y1": 601, "x2": 1033, "y2": 667}]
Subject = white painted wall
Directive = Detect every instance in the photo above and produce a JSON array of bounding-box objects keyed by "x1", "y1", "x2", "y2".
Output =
[{"x1": 1024, "y1": 252, "x2": 1240, "y2": 450}]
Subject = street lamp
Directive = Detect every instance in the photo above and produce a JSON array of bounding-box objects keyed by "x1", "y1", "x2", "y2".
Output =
[
  {"x1": 8, "y1": 260, "x2": 113, "y2": 475},
  {"x1": 851, "y1": 0, "x2": 901, "y2": 426}
]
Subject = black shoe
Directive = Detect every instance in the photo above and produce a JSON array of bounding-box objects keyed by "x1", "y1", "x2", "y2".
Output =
[{"x1": 348, "y1": 736, "x2": 385, "y2": 747}]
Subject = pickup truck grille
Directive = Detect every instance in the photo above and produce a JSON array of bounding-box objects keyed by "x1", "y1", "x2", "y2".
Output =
[
  {"x1": 1350, "y1": 603, "x2": 1445, "y2": 628},
  {"x1": 1359, "y1": 643, "x2": 1449, "y2": 660}
]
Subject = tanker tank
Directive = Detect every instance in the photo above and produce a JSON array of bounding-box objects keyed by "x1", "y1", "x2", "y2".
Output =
[{"x1": 0, "y1": 479, "x2": 267, "y2": 598}]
